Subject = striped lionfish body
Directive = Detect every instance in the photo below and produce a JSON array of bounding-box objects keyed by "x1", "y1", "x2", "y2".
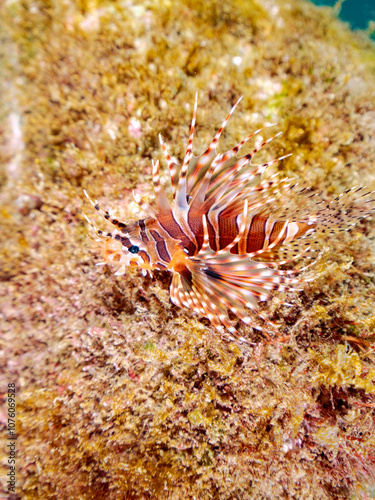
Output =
[{"x1": 85, "y1": 95, "x2": 374, "y2": 339}]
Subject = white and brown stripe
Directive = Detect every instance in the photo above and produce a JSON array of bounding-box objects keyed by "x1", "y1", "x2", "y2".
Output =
[{"x1": 85, "y1": 95, "x2": 375, "y2": 340}]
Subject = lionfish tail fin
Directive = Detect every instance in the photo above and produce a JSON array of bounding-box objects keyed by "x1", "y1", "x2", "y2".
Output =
[{"x1": 308, "y1": 187, "x2": 375, "y2": 236}]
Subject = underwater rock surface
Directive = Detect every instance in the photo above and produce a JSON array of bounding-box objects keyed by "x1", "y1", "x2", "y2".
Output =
[{"x1": 1, "y1": 0, "x2": 375, "y2": 498}]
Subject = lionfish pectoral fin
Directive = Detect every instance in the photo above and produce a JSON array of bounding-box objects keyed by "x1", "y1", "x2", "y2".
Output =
[
  {"x1": 168, "y1": 212, "x2": 307, "y2": 340},
  {"x1": 169, "y1": 249, "x2": 292, "y2": 340}
]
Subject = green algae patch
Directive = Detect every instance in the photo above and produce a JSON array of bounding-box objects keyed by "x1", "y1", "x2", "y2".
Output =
[
  {"x1": 187, "y1": 409, "x2": 212, "y2": 427},
  {"x1": 310, "y1": 344, "x2": 375, "y2": 393}
]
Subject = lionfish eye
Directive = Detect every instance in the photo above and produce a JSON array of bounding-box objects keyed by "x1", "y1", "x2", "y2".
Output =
[{"x1": 128, "y1": 245, "x2": 139, "y2": 254}]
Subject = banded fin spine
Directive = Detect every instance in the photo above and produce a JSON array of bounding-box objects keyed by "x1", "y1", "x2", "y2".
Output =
[{"x1": 170, "y1": 207, "x2": 313, "y2": 341}]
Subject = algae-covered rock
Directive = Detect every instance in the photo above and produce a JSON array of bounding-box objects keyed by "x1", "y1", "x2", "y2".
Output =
[{"x1": 1, "y1": 0, "x2": 375, "y2": 498}]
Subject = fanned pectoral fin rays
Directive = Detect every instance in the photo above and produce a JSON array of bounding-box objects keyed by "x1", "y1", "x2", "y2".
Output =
[{"x1": 170, "y1": 204, "x2": 312, "y2": 341}]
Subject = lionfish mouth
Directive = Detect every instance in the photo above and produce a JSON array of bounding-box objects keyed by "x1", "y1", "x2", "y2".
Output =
[
  {"x1": 96, "y1": 237, "x2": 145, "y2": 276},
  {"x1": 83, "y1": 203, "x2": 145, "y2": 276}
]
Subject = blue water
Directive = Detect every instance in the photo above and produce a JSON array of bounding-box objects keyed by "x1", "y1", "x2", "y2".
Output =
[{"x1": 310, "y1": 0, "x2": 375, "y2": 38}]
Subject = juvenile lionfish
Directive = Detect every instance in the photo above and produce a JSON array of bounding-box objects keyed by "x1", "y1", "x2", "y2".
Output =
[{"x1": 85, "y1": 95, "x2": 374, "y2": 340}]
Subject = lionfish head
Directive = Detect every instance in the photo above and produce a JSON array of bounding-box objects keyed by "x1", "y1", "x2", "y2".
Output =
[
  {"x1": 83, "y1": 191, "x2": 153, "y2": 276},
  {"x1": 99, "y1": 230, "x2": 147, "y2": 276}
]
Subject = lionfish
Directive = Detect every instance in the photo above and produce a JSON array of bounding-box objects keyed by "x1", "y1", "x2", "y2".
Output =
[{"x1": 84, "y1": 94, "x2": 374, "y2": 340}]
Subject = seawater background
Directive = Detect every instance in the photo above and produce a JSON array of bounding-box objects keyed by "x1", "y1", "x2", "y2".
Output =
[{"x1": 310, "y1": 0, "x2": 375, "y2": 37}]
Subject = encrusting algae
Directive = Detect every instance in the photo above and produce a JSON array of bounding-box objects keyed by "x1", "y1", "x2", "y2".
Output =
[{"x1": 1, "y1": 0, "x2": 375, "y2": 499}]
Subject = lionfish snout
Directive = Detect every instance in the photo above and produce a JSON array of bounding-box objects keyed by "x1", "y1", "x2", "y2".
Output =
[
  {"x1": 83, "y1": 190, "x2": 148, "y2": 275},
  {"x1": 97, "y1": 237, "x2": 143, "y2": 275}
]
